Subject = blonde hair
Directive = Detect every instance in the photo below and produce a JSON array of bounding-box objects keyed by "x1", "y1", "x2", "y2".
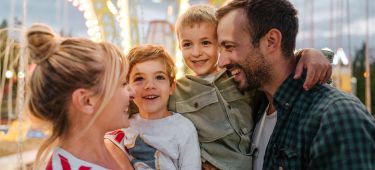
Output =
[
  {"x1": 175, "y1": 5, "x2": 217, "y2": 39},
  {"x1": 26, "y1": 23, "x2": 128, "y2": 167},
  {"x1": 127, "y1": 44, "x2": 176, "y2": 85}
]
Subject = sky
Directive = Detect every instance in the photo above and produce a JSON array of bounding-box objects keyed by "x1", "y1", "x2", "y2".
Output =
[{"x1": 0, "y1": 0, "x2": 374, "y2": 59}]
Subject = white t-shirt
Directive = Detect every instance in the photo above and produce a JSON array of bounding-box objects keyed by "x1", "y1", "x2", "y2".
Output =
[
  {"x1": 46, "y1": 147, "x2": 107, "y2": 170},
  {"x1": 105, "y1": 113, "x2": 201, "y2": 170},
  {"x1": 252, "y1": 106, "x2": 277, "y2": 170}
]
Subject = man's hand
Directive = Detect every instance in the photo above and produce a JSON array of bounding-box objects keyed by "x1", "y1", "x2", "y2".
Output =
[{"x1": 294, "y1": 48, "x2": 332, "y2": 90}]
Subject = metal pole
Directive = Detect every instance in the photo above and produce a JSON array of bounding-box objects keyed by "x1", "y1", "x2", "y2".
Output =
[{"x1": 365, "y1": 0, "x2": 372, "y2": 113}]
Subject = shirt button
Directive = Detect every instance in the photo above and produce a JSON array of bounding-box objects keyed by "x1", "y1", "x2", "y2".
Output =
[
  {"x1": 284, "y1": 103, "x2": 290, "y2": 109},
  {"x1": 228, "y1": 105, "x2": 232, "y2": 109},
  {"x1": 194, "y1": 102, "x2": 199, "y2": 108},
  {"x1": 242, "y1": 127, "x2": 248, "y2": 134}
]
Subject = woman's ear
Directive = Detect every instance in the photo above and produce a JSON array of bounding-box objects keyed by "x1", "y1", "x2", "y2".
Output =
[{"x1": 71, "y1": 88, "x2": 98, "y2": 115}]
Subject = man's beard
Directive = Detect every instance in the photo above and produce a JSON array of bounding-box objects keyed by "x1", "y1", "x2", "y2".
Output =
[{"x1": 240, "y1": 51, "x2": 272, "y2": 91}]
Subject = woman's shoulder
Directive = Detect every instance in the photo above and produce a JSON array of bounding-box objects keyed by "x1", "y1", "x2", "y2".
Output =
[{"x1": 48, "y1": 147, "x2": 108, "y2": 170}]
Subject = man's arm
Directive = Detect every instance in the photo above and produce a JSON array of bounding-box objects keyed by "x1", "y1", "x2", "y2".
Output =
[{"x1": 294, "y1": 48, "x2": 333, "y2": 90}]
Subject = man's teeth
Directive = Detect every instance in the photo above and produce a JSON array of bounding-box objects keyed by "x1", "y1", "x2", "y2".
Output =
[{"x1": 231, "y1": 69, "x2": 240, "y2": 75}]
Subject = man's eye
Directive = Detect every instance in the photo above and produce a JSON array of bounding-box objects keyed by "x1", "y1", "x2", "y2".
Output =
[{"x1": 225, "y1": 45, "x2": 233, "y2": 49}]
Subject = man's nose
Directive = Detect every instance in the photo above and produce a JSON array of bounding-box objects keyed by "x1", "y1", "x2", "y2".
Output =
[{"x1": 218, "y1": 53, "x2": 230, "y2": 69}]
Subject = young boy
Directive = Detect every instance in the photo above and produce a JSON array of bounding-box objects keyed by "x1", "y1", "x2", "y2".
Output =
[
  {"x1": 105, "y1": 45, "x2": 201, "y2": 170},
  {"x1": 169, "y1": 5, "x2": 332, "y2": 170}
]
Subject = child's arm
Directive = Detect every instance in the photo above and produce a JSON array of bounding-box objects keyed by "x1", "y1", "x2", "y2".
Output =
[
  {"x1": 104, "y1": 129, "x2": 134, "y2": 170},
  {"x1": 294, "y1": 48, "x2": 333, "y2": 90},
  {"x1": 105, "y1": 139, "x2": 134, "y2": 170},
  {"x1": 178, "y1": 128, "x2": 201, "y2": 170}
]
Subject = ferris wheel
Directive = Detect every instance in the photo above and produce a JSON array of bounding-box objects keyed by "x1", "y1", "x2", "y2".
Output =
[{"x1": 68, "y1": 0, "x2": 131, "y2": 52}]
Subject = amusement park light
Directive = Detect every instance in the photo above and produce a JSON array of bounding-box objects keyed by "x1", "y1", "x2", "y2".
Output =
[
  {"x1": 84, "y1": 11, "x2": 93, "y2": 18},
  {"x1": 116, "y1": 0, "x2": 131, "y2": 53},
  {"x1": 5, "y1": 70, "x2": 13, "y2": 79},
  {"x1": 72, "y1": 0, "x2": 79, "y2": 7},
  {"x1": 176, "y1": 61, "x2": 184, "y2": 69},
  {"x1": 69, "y1": 0, "x2": 103, "y2": 42},
  {"x1": 364, "y1": 71, "x2": 368, "y2": 78},
  {"x1": 175, "y1": 0, "x2": 190, "y2": 79},
  {"x1": 85, "y1": 19, "x2": 98, "y2": 27},
  {"x1": 17, "y1": 71, "x2": 25, "y2": 79},
  {"x1": 107, "y1": 0, "x2": 118, "y2": 15},
  {"x1": 333, "y1": 48, "x2": 349, "y2": 65}
]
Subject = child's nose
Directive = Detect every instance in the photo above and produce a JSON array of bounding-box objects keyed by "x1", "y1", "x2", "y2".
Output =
[
  {"x1": 192, "y1": 46, "x2": 201, "y2": 57},
  {"x1": 144, "y1": 79, "x2": 156, "y2": 89}
]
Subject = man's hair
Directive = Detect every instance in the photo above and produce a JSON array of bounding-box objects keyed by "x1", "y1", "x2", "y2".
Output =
[
  {"x1": 127, "y1": 44, "x2": 176, "y2": 85},
  {"x1": 217, "y1": 0, "x2": 298, "y2": 57},
  {"x1": 175, "y1": 5, "x2": 217, "y2": 39}
]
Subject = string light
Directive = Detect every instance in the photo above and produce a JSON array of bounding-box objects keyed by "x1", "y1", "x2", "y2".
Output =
[{"x1": 68, "y1": 0, "x2": 102, "y2": 42}]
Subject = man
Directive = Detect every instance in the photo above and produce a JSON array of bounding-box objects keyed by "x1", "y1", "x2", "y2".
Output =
[{"x1": 217, "y1": 0, "x2": 375, "y2": 169}]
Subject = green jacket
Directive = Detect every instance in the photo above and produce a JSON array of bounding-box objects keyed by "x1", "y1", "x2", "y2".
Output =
[{"x1": 169, "y1": 70, "x2": 257, "y2": 170}]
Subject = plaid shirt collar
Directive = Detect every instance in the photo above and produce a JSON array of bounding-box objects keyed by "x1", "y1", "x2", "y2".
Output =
[{"x1": 273, "y1": 72, "x2": 305, "y2": 112}]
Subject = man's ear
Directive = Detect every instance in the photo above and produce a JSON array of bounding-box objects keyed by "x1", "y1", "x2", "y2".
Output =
[
  {"x1": 169, "y1": 80, "x2": 177, "y2": 95},
  {"x1": 263, "y1": 28, "x2": 282, "y2": 51},
  {"x1": 71, "y1": 88, "x2": 98, "y2": 115}
]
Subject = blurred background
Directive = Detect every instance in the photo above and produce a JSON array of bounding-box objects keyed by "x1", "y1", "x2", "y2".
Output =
[{"x1": 0, "y1": 0, "x2": 374, "y2": 169}]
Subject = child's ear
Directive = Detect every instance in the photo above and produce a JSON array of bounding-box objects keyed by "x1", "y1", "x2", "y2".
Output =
[
  {"x1": 71, "y1": 88, "x2": 98, "y2": 115},
  {"x1": 169, "y1": 80, "x2": 177, "y2": 95}
]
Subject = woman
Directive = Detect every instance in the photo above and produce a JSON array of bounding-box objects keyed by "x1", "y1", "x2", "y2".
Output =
[{"x1": 26, "y1": 23, "x2": 134, "y2": 169}]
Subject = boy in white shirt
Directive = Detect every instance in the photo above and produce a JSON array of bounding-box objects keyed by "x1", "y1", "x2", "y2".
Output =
[{"x1": 106, "y1": 45, "x2": 201, "y2": 170}]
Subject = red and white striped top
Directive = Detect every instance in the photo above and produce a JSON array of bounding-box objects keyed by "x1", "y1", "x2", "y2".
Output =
[{"x1": 46, "y1": 147, "x2": 108, "y2": 170}]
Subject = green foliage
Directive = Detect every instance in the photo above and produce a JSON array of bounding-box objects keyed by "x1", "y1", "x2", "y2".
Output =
[{"x1": 352, "y1": 43, "x2": 375, "y2": 115}]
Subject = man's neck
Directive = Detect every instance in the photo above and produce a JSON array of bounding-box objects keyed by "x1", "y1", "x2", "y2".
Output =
[
  {"x1": 262, "y1": 57, "x2": 296, "y2": 96},
  {"x1": 261, "y1": 56, "x2": 296, "y2": 107}
]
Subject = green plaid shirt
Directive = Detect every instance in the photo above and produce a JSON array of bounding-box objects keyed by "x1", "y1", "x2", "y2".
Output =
[{"x1": 260, "y1": 73, "x2": 375, "y2": 170}]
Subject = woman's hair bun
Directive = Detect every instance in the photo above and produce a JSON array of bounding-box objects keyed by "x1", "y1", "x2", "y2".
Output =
[{"x1": 26, "y1": 23, "x2": 59, "y2": 64}]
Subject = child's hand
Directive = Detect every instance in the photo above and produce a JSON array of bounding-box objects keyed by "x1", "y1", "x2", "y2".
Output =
[{"x1": 294, "y1": 48, "x2": 332, "y2": 90}]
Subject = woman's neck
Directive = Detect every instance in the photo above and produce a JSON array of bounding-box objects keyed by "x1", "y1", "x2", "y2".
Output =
[{"x1": 59, "y1": 127, "x2": 119, "y2": 169}]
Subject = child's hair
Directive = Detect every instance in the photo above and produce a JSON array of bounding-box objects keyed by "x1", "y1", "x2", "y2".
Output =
[
  {"x1": 26, "y1": 23, "x2": 128, "y2": 167},
  {"x1": 127, "y1": 44, "x2": 176, "y2": 85},
  {"x1": 175, "y1": 4, "x2": 217, "y2": 38}
]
